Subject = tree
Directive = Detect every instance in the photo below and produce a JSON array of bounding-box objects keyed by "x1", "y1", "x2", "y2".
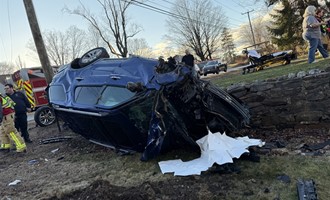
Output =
[
  {"x1": 27, "y1": 26, "x2": 90, "y2": 66},
  {"x1": 166, "y1": 0, "x2": 227, "y2": 61},
  {"x1": 239, "y1": 17, "x2": 273, "y2": 46},
  {"x1": 263, "y1": 0, "x2": 320, "y2": 7},
  {"x1": 127, "y1": 38, "x2": 153, "y2": 57},
  {"x1": 15, "y1": 56, "x2": 26, "y2": 69},
  {"x1": 220, "y1": 28, "x2": 236, "y2": 63},
  {"x1": 0, "y1": 62, "x2": 18, "y2": 75},
  {"x1": 65, "y1": 0, "x2": 141, "y2": 58},
  {"x1": 266, "y1": 0, "x2": 322, "y2": 51}
]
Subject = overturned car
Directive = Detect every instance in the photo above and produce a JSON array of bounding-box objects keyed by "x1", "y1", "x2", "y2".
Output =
[{"x1": 48, "y1": 47, "x2": 250, "y2": 160}]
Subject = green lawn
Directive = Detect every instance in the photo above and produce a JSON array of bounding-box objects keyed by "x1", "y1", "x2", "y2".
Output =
[{"x1": 212, "y1": 57, "x2": 330, "y2": 88}]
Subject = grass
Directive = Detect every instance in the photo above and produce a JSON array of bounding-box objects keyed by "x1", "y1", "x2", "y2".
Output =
[
  {"x1": 203, "y1": 57, "x2": 330, "y2": 199},
  {"x1": 211, "y1": 57, "x2": 330, "y2": 88},
  {"x1": 233, "y1": 155, "x2": 330, "y2": 200}
]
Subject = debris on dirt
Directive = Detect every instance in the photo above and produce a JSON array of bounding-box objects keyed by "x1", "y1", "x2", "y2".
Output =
[
  {"x1": 301, "y1": 140, "x2": 330, "y2": 151},
  {"x1": 8, "y1": 179, "x2": 21, "y2": 186},
  {"x1": 39, "y1": 136, "x2": 73, "y2": 144},
  {"x1": 27, "y1": 159, "x2": 38, "y2": 165},
  {"x1": 1, "y1": 122, "x2": 330, "y2": 199},
  {"x1": 297, "y1": 179, "x2": 318, "y2": 200},
  {"x1": 51, "y1": 148, "x2": 59, "y2": 153}
]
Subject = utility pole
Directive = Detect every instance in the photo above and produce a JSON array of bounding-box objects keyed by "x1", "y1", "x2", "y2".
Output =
[
  {"x1": 242, "y1": 10, "x2": 256, "y2": 49},
  {"x1": 23, "y1": 0, "x2": 54, "y2": 84}
]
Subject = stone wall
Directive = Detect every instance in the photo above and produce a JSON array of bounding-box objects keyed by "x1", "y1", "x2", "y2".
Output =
[{"x1": 226, "y1": 68, "x2": 330, "y2": 130}]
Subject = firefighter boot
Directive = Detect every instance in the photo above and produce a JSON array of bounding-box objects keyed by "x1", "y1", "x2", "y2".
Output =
[
  {"x1": 0, "y1": 134, "x2": 11, "y2": 152},
  {"x1": 9, "y1": 132, "x2": 27, "y2": 153}
]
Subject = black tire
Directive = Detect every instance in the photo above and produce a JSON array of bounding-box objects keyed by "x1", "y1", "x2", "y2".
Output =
[
  {"x1": 284, "y1": 58, "x2": 291, "y2": 65},
  {"x1": 70, "y1": 58, "x2": 81, "y2": 69},
  {"x1": 78, "y1": 47, "x2": 110, "y2": 68},
  {"x1": 34, "y1": 106, "x2": 56, "y2": 127}
]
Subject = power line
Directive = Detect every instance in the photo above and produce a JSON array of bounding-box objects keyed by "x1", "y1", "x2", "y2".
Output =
[
  {"x1": 212, "y1": 0, "x2": 246, "y2": 24},
  {"x1": 6, "y1": 0, "x2": 13, "y2": 63},
  {"x1": 128, "y1": 0, "x2": 241, "y2": 28},
  {"x1": 0, "y1": 33, "x2": 8, "y2": 62},
  {"x1": 131, "y1": 0, "x2": 242, "y2": 28},
  {"x1": 231, "y1": 0, "x2": 247, "y2": 9}
]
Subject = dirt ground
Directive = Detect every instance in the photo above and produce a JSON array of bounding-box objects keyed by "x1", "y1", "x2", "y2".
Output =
[{"x1": 0, "y1": 120, "x2": 330, "y2": 200}]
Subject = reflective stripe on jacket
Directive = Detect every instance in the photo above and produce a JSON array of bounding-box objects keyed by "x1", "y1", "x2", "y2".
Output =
[{"x1": 1, "y1": 96, "x2": 15, "y2": 116}]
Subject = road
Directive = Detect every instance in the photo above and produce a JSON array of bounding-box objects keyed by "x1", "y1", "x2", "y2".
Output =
[{"x1": 28, "y1": 112, "x2": 34, "y2": 122}]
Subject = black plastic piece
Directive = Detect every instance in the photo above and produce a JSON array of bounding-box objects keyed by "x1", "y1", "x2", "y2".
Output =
[{"x1": 297, "y1": 179, "x2": 318, "y2": 200}]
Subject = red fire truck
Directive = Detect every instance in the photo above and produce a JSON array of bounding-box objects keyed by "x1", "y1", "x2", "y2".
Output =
[{"x1": 11, "y1": 67, "x2": 57, "y2": 127}]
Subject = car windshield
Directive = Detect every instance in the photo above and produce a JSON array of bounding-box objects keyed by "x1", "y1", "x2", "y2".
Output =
[
  {"x1": 74, "y1": 86, "x2": 136, "y2": 107},
  {"x1": 206, "y1": 61, "x2": 217, "y2": 65},
  {"x1": 197, "y1": 61, "x2": 208, "y2": 68}
]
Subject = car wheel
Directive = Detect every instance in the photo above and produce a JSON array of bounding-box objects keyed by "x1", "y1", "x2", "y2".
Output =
[
  {"x1": 78, "y1": 47, "x2": 110, "y2": 67},
  {"x1": 284, "y1": 58, "x2": 291, "y2": 65},
  {"x1": 34, "y1": 106, "x2": 56, "y2": 127},
  {"x1": 224, "y1": 66, "x2": 227, "y2": 72},
  {"x1": 204, "y1": 73, "x2": 207, "y2": 76}
]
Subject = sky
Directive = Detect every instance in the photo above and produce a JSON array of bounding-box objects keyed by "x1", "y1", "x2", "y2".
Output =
[{"x1": 0, "y1": 0, "x2": 266, "y2": 67}]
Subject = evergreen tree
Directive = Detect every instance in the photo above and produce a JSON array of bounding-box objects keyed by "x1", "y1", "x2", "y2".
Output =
[
  {"x1": 267, "y1": 0, "x2": 300, "y2": 51},
  {"x1": 220, "y1": 27, "x2": 236, "y2": 63},
  {"x1": 267, "y1": 0, "x2": 323, "y2": 51}
]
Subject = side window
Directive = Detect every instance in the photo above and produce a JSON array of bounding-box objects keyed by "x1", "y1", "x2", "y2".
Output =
[
  {"x1": 97, "y1": 86, "x2": 135, "y2": 107},
  {"x1": 75, "y1": 86, "x2": 102, "y2": 105},
  {"x1": 49, "y1": 85, "x2": 66, "y2": 102}
]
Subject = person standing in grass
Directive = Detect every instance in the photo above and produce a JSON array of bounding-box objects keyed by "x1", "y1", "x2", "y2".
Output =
[
  {"x1": 315, "y1": 8, "x2": 329, "y2": 50},
  {"x1": 302, "y1": 5, "x2": 329, "y2": 63}
]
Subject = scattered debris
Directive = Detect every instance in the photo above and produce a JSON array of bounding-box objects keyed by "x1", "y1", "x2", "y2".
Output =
[
  {"x1": 8, "y1": 179, "x2": 21, "y2": 186},
  {"x1": 57, "y1": 156, "x2": 64, "y2": 161},
  {"x1": 158, "y1": 131, "x2": 264, "y2": 176},
  {"x1": 51, "y1": 148, "x2": 59, "y2": 153},
  {"x1": 276, "y1": 174, "x2": 291, "y2": 184},
  {"x1": 28, "y1": 159, "x2": 38, "y2": 165},
  {"x1": 210, "y1": 163, "x2": 241, "y2": 174},
  {"x1": 301, "y1": 140, "x2": 330, "y2": 151},
  {"x1": 39, "y1": 136, "x2": 73, "y2": 144},
  {"x1": 240, "y1": 151, "x2": 260, "y2": 162},
  {"x1": 297, "y1": 179, "x2": 318, "y2": 200}
]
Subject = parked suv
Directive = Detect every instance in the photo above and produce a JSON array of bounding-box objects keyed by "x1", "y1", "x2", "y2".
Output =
[{"x1": 202, "y1": 60, "x2": 227, "y2": 76}]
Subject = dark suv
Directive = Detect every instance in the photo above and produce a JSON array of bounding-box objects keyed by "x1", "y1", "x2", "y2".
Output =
[
  {"x1": 202, "y1": 60, "x2": 227, "y2": 76},
  {"x1": 48, "y1": 47, "x2": 249, "y2": 160}
]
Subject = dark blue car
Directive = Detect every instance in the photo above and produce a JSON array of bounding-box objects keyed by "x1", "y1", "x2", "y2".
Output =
[{"x1": 48, "y1": 47, "x2": 250, "y2": 160}]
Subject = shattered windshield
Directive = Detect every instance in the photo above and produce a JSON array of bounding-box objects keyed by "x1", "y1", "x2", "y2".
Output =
[
  {"x1": 74, "y1": 86, "x2": 136, "y2": 107},
  {"x1": 98, "y1": 86, "x2": 136, "y2": 107}
]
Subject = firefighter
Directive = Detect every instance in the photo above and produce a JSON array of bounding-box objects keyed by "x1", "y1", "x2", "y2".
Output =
[{"x1": 0, "y1": 94, "x2": 27, "y2": 153}]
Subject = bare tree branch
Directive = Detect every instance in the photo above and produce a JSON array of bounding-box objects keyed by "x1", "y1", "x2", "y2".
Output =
[
  {"x1": 0, "y1": 62, "x2": 17, "y2": 75},
  {"x1": 65, "y1": 0, "x2": 142, "y2": 58},
  {"x1": 166, "y1": 0, "x2": 227, "y2": 61},
  {"x1": 127, "y1": 38, "x2": 153, "y2": 57}
]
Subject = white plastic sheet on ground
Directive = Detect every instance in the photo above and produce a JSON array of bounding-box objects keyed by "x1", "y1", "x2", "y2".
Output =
[{"x1": 158, "y1": 131, "x2": 265, "y2": 176}]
